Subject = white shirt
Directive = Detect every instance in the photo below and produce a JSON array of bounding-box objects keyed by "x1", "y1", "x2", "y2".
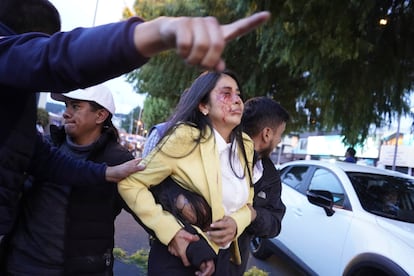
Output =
[
  {"x1": 253, "y1": 159, "x2": 264, "y2": 184},
  {"x1": 214, "y1": 130, "x2": 249, "y2": 216}
]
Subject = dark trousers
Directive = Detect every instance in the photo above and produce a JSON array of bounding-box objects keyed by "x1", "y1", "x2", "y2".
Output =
[
  {"x1": 214, "y1": 248, "x2": 235, "y2": 276},
  {"x1": 148, "y1": 239, "x2": 238, "y2": 276},
  {"x1": 148, "y1": 239, "x2": 198, "y2": 276}
]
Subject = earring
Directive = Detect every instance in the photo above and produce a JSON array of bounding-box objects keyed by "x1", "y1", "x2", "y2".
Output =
[{"x1": 202, "y1": 111, "x2": 208, "y2": 116}]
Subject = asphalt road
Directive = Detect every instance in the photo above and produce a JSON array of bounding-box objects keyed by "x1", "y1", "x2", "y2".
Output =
[{"x1": 113, "y1": 210, "x2": 305, "y2": 276}]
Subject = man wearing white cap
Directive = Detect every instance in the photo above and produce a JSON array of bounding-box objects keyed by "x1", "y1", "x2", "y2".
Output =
[{"x1": 5, "y1": 84, "x2": 143, "y2": 275}]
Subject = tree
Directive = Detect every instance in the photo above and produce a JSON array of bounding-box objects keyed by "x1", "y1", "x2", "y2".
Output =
[
  {"x1": 243, "y1": 0, "x2": 414, "y2": 145},
  {"x1": 37, "y1": 107, "x2": 49, "y2": 128},
  {"x1": 124, "y1": 0, "x2": 206, "y2": 128},
  {"x1": 142, "y1": 96, "x2": 173, "y2": 129},
  {"x1": 126, "y1": 0, "x2": 414, "y2": 146}
]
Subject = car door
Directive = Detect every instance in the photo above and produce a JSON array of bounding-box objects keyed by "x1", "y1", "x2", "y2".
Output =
[
  {"x1": 280, "y1": 165, "x2": 354, "y2": 276},
  {"x1": 277, "y1": 165, "x2": 312, "y2": 254}
]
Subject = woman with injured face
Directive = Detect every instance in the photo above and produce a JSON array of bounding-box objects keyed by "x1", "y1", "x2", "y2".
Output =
[{"x1": 118, "y1": 70, "x2": 255, "y2": 276}]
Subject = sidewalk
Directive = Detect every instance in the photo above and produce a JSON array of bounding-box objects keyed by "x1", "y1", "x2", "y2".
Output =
[
  {"x1": 114, "y1": 210, "x2": 150, "y2": 276},
  {"x1": 113, "y1": 259, "x2": 143, "y2": 276}
]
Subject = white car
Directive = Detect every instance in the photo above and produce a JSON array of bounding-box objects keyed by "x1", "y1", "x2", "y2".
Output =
[{"x1": 250, "y1": 160, "x2": 414, "y2": 276}]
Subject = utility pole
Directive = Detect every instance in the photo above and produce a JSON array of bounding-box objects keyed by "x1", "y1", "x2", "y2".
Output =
[
  {"x1": 129, "y1": 112, "x2": 133, "y2": 134},
  {"x1": 392, "y1": 115, "x2": 401, "y2": 171},
  {"x1": 92, "y1": 0, "x2": 99, "y2": 26},
  {"x1": 136, "y1": 108, "x2": 143, "y2": 136}
]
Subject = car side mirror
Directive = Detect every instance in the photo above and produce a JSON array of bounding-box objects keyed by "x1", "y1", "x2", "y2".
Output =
[{"x1": 307, "y1": 189, "x2": 335, "y2": 217}]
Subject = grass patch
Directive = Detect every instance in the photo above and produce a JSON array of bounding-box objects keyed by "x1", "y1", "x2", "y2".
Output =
[
  {"x1": 244, "y1": 266, "x2": 269, "y2": 275},
  {"x1": 113, "y1": 247, "x2": 149, "y2": 273}
]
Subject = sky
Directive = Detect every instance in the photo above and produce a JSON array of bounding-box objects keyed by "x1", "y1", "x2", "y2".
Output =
[{"x1": 47, "y1": 0, "x2": 145, "y2": 114}]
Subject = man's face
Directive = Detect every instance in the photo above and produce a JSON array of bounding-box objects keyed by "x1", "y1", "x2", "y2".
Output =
[
  {"x1": 62, "y1": 99, "x2": 106, "y2": 145},
  {"x1": 262, "y1": 122, "x2": 286, "y2": 158}
]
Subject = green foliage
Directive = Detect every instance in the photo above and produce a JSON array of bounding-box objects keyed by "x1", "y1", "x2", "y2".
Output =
[
  {"x1": 129, "y1": 249, "x2": 149, "y2": 271},
  {"x1": 36, "y1": 107, "x2": 49, "y2": 127},
  {"x1": 133, "y1": 0, "x2": 205, "y2": 19},
  {"x1": 113, "y1": 247, "x2": 149, "y2": 274},
  {"x1": 142, "y1": 96, "x2": 174, "y2": 129},
  {"x1": 244, "y1": 266, "x2": 269, "y2": 276},
  {"x1": 113, "y1": 247, "x2": 128, "y2": 260},
  {"x1": 246, "y1": 0, "x2": 414, "y2": 145},
  {"x1": 125, "y1": 0, "x2": 209, "y2": 120},
  {"x1": 127, "y1": 0, "x2": 414, "y2": 146},
  {"x1": 127, "y1": 54, "x2": 200, "y2": 103}
]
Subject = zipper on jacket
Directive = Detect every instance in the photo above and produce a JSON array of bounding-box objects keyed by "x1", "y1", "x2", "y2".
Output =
[{"x1": 104, "y1": 250, "x2": 111, "y2": 266}]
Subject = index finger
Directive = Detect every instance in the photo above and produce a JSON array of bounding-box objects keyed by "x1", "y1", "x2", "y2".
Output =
[
  {"x1": 222, "y1": 11, "x2": 271, "y2": 42},
  {"x1": 181, "y1": 252, "x2": 191, "y2": 267}
]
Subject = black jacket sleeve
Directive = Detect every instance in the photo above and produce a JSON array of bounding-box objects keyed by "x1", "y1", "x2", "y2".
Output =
[
  {"x1": 184, "y1": 224, "x2": 217, "y2": 268},
  {"x1": 0, "y1": 18, "x2": 148, "y2": 93},
  {"x1": 28, "y1": 134, "x2": 106, "y2": 186},
  {"x1": 247, "y1": 157, "x2": 286, "y2": 238}
]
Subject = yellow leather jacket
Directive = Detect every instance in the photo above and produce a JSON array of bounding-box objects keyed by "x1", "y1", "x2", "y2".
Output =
[{"x1": 118, "y1": 124, "x2": 254, "y2": 261}]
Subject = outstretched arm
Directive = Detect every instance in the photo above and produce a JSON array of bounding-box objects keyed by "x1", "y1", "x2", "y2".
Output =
[
  {"x1": 134, "y1": 11, "x2": 271, "y2": 70},
  {"x1": 29, "y1": 134, "x2": 145, "y2": 185},
  {"x1": 0, "y1": 12, "x2": 269, "y2": 92}
]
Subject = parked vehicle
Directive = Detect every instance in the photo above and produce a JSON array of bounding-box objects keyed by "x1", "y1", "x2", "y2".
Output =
[{"x1": 251, "y1": 160, "x2": 414, "y2": 276}]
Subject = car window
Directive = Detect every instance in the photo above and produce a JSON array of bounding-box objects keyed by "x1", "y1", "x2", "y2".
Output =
[
  {"x1": 308, "y1": 168, "x2": 345, "y2": 207},
  {"x1": 281, "y1": 165, "x2": 310, "y2": 191},
  {"x1": 348, "y1": 172, "x2": 414, "y2": 223}
]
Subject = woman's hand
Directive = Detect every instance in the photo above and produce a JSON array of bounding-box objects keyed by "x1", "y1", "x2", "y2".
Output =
[
  {"x1": 207, "y1": 216, "x2": 237, "y2": 247},
  {"x1": 168, "y1": 229, "x2": 200, "y2": 266}
]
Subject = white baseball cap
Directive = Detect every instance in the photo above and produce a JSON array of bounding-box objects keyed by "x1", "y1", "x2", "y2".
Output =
[{"x1": 51, "y1": 84, "x2": 115, "y2": 114}]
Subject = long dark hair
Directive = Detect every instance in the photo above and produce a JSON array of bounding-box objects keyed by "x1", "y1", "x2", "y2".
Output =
[
  {"x1": 156, "y1": 70, "x2": 252, "y2": 183},
  {"x1": 89, "y1": 101, "x2": 119, "y2": 142}
]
